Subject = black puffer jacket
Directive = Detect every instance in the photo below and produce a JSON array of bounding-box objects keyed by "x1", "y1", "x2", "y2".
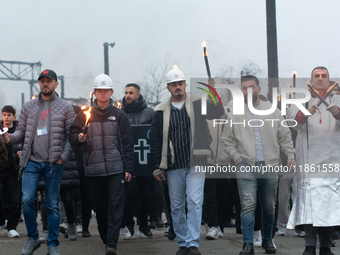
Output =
[
  {"x1": 69, "y1": 99, "x2": 134, "y2": 177},
  {"x1": 1, "y1": 120, "x2": 20, "y2": 176},
  {"x1": 121, "y1": 95, "x2": 154, "y2": 124},
  {"x1": 0, "y1": 139, "x2": 7, "y2": 171}
]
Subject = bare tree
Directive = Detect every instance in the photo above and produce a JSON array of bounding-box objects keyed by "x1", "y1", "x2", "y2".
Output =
[
  {"x1": 139, "y1": 58, "x2": 171, "y2": 106},
  {"x1": 216, "y1": 60, "x2": 265, "y2": 103}
]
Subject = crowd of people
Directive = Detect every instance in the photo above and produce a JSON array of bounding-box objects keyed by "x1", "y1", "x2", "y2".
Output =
[{"x1": 0, "y1": 65, "x2": 339, "y2": 255}]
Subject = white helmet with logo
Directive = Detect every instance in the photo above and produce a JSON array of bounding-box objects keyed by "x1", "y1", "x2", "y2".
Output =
[
  {"x1": 93, "y1": 74, "x2": 114, "y2": 90},
  {"x1": 166, "y1": 65, "x2": 186, "y2": 84}
]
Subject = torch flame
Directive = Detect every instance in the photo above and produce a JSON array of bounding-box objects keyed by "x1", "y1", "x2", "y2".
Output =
[
  {"x1": 117, "y1": 101, "x2": 121, "y2": 108},
  {"x1": 327, "y1": 82, "x2": 338, "y2": 93},
  {"x1": 202, "y1": 41, "x2": 207, "y2": 47},
  {"x1": 84, "y1": 107, "x2": 92, "y2": 126},
  {"x1": 173, "y1": 65, "x2": 178, "y2": 69},
  {"x1": 81, "y1": 105, "x2": 86, "y2": 110},
  {"x1": 31, "y1": 95, "x2": 36, "y2": 100},
  {"x1": 293, "y1": 71, "x2": 297, "y2": 75}
]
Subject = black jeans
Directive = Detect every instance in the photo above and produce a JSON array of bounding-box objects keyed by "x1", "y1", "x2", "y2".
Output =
[
  {"x1": 90, "y1": 173, "x2": 125, "y2": 248},
  {"x1": 136, "y1": 176, "x2": 151, "y2": 227},
  {"x1": 78, "y1": 172, "x2": 92, "y2": 231},
  {"x1": 60, "y1": 188, "x2": 76, "y2": 225},
  {"x1": 0, "y1": 173, "x2": 20, "y2": 230},
  {"x1": 203, "y1": 178, "x2": 228, "y2": 228}
]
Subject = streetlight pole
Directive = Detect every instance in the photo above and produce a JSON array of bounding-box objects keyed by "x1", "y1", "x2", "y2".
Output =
[
  {"x1": 103, "y1": 42, "x2": 115, "y2": 76},
  {"x1": 266, "y1": 0, "x2": 279, "y2": 103}
]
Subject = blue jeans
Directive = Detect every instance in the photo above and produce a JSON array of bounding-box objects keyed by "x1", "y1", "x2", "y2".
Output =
[
  {"x1": 165, "y1": 167, "x2": 205, "y2": 248},
  {"x1": 236, "y1": 161, "x2": 278, "y2": 243},
  {"x1": 22, "y1": 160, "x2": 63, "y2": 246}
]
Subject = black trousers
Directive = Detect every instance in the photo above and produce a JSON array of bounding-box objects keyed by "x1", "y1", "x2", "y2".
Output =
[
  {"x1": 0, "y1": 173, "x2": 20, "y2": 230},
  {"x1": 136, "y1": 176, "x2": 151, "y2": 227},
  {"x1": 90, "y1": 173, "x2": 125, "y2": 248},
  {"x1": 203, "y1": 178, "x2": 228, "y2": 228},
  {"x1": 79, "y1": 172, "x2": 92, "y2": 231}
]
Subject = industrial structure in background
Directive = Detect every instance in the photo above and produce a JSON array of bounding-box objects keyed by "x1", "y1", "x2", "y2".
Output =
[{"x1": 0, "y1": 59, "x2": 87, "y2": 107}]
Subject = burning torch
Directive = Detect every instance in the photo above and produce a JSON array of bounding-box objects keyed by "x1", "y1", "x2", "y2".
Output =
[
  {"x1": 83, "y1": 107, "x2": 92, "y2": 135},
  {"x1": 202, "y1": 41, "x2": 211, "y2": 78},
  {"x1": 308, "y1": 82, "x2": 338, "y2": 107}
]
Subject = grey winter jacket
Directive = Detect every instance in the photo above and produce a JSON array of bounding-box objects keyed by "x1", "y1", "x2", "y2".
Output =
[
  {"x1": 69, "y1": 99, "x2": 134, "y2": 177},
  {"x1": 10, "y1": 93, "x2": 74, "y2": 171}
]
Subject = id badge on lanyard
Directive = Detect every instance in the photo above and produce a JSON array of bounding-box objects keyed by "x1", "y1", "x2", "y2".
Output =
[{"x1": 37, "y1": 108, "x2": 49, "y2": 136}]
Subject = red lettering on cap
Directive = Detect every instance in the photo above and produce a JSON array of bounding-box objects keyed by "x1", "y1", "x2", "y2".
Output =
[{"x1": 43, "y1": 70, "x2": 49, "y2": 74}]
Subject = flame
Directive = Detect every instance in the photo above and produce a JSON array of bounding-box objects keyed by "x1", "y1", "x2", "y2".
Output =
[
  {"x1": 112, "y1": 102, "x2": 114, "y2": 106},
  {"x1": 202, "y1": 41, "x2": 207, "y2": 47},
  {"x1": 83, "y1": 107, "x2": 92, "y2": 126},
  {"x1": 173, "y1": 65, "x2": 178, "y2": 69},
  {"x1": 81, "y1": 105, "x2": 86, "y2": 110},
  {"x1": 293, "y1": 71, "x2": 297, "y2": 75},
  {"x1": 327, "y1": 82, "x2": 338, "y2": 93},
  {"x1": 31, "y1": 95, "x2": 36, "y2": 100},
  {"x1": 117, "y1": 101, "x2": 121, "y2": 108}
]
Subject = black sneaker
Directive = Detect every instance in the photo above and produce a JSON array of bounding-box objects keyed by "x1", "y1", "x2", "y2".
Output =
[
  {"x1": 106, "y1": 246, "x2": 117, "y2": 255},
  {"x1": 302, "y1": 246, "x2": 316, "y2": 255},
  {"x1": 262, "y1": 239, "x2": 276, "y2": 254},
  {"x1": 168, "y1": 225, "x2": 176, "y2": 240},
  {"x1": 137, "y1": 226, "x2": 153, "y2": 238},
  {"x1": 320, "y1": 247, "x2": 334, "y2": 255},
  {"x1": 176, "y1": 247, "x2": 187, "y2": 255},
  {"x1": 82, "y1": 229, "x2": 91, "y2": 237},
  {"x1": 187, "y1": 246, "x2": 201, "y2": 255},
  {"x1": 239, "y1": 242, "x2": 254, "y2": 255}
]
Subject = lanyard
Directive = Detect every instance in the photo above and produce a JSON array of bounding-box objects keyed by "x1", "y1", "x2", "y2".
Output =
[{"x1": 41, "y1": 108, "x2": 49, "y2": 125}]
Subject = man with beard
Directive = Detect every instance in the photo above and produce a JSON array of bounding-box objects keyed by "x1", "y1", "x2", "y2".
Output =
[
  {"x1": 150, "y1": 66, "x2": 224, "y2": 255},
  {"x1": 2, "y1": 69, "x2": 74, "y2": 255},
  {"x1": 120, "y1": 83, "x2": 154, "y2": 239},
  {"x1": 222, "y1": 75, "x2": 295, "y2": 255}
]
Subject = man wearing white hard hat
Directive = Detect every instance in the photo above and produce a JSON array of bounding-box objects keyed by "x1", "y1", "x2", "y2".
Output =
[
  {"x1": 69, "y1": 74, "x2": 134, "y2": 255},
  {"x1": 150, "y1": 67, "x2": 224, "y2": 255}
]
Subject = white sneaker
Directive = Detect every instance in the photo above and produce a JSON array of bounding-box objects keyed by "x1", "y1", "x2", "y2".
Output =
[
  {"x1": 206, "y1": 226, "x2": 218, "y2": 240},
  {"x1": 253, "y1": 230, "x2": 262, "y2": 247},
  {"x1": 8, "y1": 229, "x2": 20, "y2": 238},
  {"x1": 120, "y1": 226, "x2": 132, "y2": 240},
  {"x1": 76, "y1": 224, "x2": 83, "y2": 233},
  {"x1": 294, "y1": 229, "x2": 306, "y2": 237},
  {"x1": 0, "y1": 220, "x2": 7, "y2": 234},
  {"x1": 217, "y1": 226, "x2": 223, "y2": 238},
  {"x1": 59, "y1": 223, "x2": 68, "y2": 234},
  {"x1": 39, "y1": 230, "x2": 48, "y2": 243},
  {"x1": 277, "y1": 225, "x2": 286, "y2": 236}
]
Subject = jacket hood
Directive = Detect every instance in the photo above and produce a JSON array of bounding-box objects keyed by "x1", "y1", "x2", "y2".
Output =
[{"x1": 122, "y1": 94, "x2": 147, "y2": 114}]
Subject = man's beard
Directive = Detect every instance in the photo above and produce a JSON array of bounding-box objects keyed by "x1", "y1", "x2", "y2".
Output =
[
  {"x1": 244, "y1": 94, "x2": 258, "y2": 105},
  {"x1": 42, "y1": 89, "x2": 54, "y2": 96}
]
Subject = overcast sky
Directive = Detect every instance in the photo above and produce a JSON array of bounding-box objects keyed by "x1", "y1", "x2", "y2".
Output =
[{"x1": 1, "y1": 0, "x2": 339, "y2": 108}]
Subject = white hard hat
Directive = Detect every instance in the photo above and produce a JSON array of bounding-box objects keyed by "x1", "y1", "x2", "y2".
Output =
[
  {"x1": 166, "y1": 67, "x2": 185, "y2": 84},
  {"x1": 93, "y1": 74, "x2": 114, "y2": 90}
]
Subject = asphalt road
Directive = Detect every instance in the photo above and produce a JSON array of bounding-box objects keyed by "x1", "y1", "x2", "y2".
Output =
[{"x1": 1, "y1": 218, "x2": 339, "y2": 255}]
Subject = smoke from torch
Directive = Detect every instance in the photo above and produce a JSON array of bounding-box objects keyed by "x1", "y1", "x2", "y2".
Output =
[{"x1": 83, "y1": 107, "x2": 92, "y2": 135}]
